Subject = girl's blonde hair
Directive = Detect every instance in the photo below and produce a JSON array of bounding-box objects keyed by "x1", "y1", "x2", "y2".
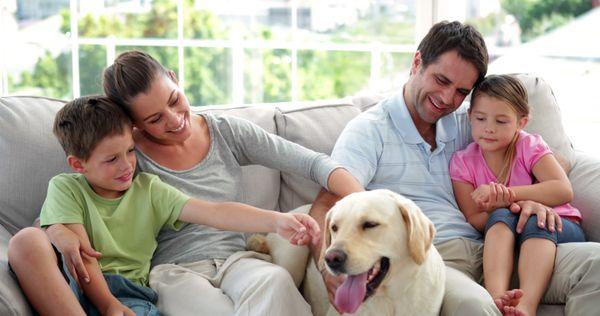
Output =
[{"x1": 471, "y1": 75, "x2": 530, "y2": 184}]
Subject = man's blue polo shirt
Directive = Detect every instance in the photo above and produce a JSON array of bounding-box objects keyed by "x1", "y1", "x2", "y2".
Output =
[{"x1": 331, "y1": 92, "x2": 482, "y2": 244}]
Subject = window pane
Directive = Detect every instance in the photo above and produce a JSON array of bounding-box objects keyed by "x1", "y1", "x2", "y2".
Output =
[
  {"x1": 244, "y1": 49, "x2": 291, "y2": 103},
  {"x1": 298, "y1": 50, "x2": 370, "y2": 101},
  {"x1": 184, "y1": 47, "x2": 231, "y2": 106},
  {"x1": 379, "y1": 52, "x2": 412, "y2": 93},
  {"x1": 7, "y1": 2, "x2": 72, "y2": 99},
  {"x1": 79, "y1": 45, "x2": 107, "y2": 96},
  {"x1": 78, "y1": 0, "x2": 177, "y2": 38},
  {"x1": 8, "y1": 45, "x2": 73, "y2": 99},
  {"x1": 188, "y1": 0, "x2": 291, "y2": 40},
  {"x1": 462, "y1": 2, "x2": 599, "y2": 157},
  {"x1": 297, "y1": 0, "x2": 416, "y2": 44}
]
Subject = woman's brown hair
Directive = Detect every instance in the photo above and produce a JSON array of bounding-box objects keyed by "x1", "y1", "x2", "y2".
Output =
[
  {"x1": 102, "y1": 50, "x2": 169, "y2": 112},
  {"x1": 471, "y1": 75, "x2": 530, "y2": 184}
]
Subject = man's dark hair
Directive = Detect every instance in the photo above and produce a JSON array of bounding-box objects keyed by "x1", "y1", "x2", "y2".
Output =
[
  {"x1": 103, "y1": 50, "x2": 169, "y2": 111},
  {"x1": 417, "y1": 21, "x2": 489, "y2": 86},
  {"x1": 53, "y1": 95, "x2": 132, "y2": 160}
]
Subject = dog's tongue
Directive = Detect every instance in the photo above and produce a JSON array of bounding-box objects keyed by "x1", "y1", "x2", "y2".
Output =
[{"x1": 335, "y1": 272, "x2": 369, "y2": 314}]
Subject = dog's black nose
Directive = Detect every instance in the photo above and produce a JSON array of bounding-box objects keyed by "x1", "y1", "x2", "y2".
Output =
[{"x1": 325, "y1": 249, "x2": 347, "y2": 271}]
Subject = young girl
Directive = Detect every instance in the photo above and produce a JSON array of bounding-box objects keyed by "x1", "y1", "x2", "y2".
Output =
[{"x1": 449, "y1": 75, "x2": 585, "y2": 316}]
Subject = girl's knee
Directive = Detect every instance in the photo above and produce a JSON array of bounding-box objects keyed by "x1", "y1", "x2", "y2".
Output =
[
  {"x1": 490, "y1": 208, "x2": 512, "y2": 217},
  {"x1": 518, "y1": 218, "x2": 557, "y2": 246},
  {"x1": 485, "y1": 209, "x2": 518, "y2": 234},
  {"x1": 521, "y1": 215, "x2": 554, "y2": 236}
]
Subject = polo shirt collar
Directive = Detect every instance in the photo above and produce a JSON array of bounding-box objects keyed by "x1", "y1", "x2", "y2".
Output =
[{"x1": 386, "y1": 88, "x2": 458, "y2": 145}]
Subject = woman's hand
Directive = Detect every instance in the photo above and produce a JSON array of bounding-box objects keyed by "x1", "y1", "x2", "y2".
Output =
[
  {"x1": 471, "y1": 182, "x2": 515, "y2": 212},
  {"x1": 275, "y1": 213, "x2": 321, "y2": 246},
  {"x1": 45, "y1": 224, "x2": 102, "y2": 286}
]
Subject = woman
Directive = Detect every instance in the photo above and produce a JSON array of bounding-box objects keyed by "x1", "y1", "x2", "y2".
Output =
[{"x1": 103, "y1": 50, "x2": 364, "y2": 315}]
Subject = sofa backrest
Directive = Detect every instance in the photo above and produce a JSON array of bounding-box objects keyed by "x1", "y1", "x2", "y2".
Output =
[
  {"x1": 0, "y1": 74, "x2": 576, "y2": 234},
  {"x1": 515, "y1": 74, "x2": 575, "y2": 166},
  {"x1": 192, "y1": 104, "x2": 281, "y2": 211},
  {"x1": 0, "y1": 97, "x2": 70, "y2": 234},
  {"x1": 273, "y1": 97, "x2": 377, "y2": 211}
]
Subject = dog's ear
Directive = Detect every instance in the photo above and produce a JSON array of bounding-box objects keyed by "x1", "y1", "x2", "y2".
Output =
[
  {"x1": 318, "y1": 210, "x2": 333, "y2": 271},
  {"x1": 387, "y1": 190, "x2": 436, "y2": 264}
]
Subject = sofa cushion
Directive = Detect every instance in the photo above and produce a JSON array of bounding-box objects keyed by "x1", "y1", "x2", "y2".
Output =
[
  {"x1": 274, "y1": 99, "x2": 364, "y2": 211},
  {"x1": 193, "y1": 104, "x2": 281, "y2": 210},
  {"x1": 569, "y1": 153, "x2": 600, "y2": 242},
  {"x1": 0, "y1": 97, "x2": 70, "y2": 234},
  {"x1": 513, "y1": 74, "x2": 576, "y2": 166}
]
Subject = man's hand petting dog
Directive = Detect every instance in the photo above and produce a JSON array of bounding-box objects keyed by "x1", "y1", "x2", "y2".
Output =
[{"x1": 320, "y1": 266, "x2": 345, "y2": 313}]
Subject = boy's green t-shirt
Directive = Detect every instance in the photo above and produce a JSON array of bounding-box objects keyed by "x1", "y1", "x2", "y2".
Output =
[{"x1": 40, "y1": 172, "x2": 190, "y2": 286}]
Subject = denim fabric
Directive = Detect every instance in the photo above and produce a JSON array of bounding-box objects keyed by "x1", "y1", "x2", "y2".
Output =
[
  {"x1": 485, "y1": 208, "x2": 586, "y2": 247},
  {"x1": 65, "y1": 267, "x2": 160, "y2": 316}
]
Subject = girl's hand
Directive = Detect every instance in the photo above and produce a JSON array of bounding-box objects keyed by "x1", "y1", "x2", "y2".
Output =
[
  {"x1": 275, "y1": 213, "x2": 321, "y2": 246},
  {"x1": 471, "y1": 182, "x2": 515, "y2": 212},
  {"x1": 45, "y1": 224, "x2": 102, "y2": 287},
  {"x1": 471, "y1": 183, "x2": 492, "y2": 208}
]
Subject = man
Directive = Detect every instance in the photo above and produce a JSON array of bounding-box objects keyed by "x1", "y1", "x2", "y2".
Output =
[{"x1": 309, "y1": 21, "x2": 600, "y2": 315}]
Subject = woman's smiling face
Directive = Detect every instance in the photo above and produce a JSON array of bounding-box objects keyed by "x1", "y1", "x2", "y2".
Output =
[{"x1": 129, "y1": 74, "x2": 193, "y2": 145}]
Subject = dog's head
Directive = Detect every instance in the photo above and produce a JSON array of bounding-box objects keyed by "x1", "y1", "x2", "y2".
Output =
[{"x1": 319, "y1": 189, "x2": 435, "y2": 314}]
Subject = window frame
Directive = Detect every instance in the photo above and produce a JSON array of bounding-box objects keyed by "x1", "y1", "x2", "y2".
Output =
[{"x1": 1, "y1": 0, "x2": 440, "y2": 103}]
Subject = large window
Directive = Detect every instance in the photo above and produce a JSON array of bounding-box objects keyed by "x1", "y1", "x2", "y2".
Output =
[
  {"x1": 1, "y1": 0, "x2": 422, "y2": 104},
  {"x1": 1, "y1": 1, "x2": 599, "y2": 155}
]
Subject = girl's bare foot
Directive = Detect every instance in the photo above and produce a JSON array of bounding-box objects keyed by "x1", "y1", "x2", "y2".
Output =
[
  {"x1": 503, "y1": 305, "x2": 527, "y2": 316},
  {"x1": 495, "y1": 289, "x2": 524, "y2": 314}
]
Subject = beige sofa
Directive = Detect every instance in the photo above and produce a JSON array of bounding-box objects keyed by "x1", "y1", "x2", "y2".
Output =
[{"x1": 1, "y1": 74, "x2": 598, "y2": 315}]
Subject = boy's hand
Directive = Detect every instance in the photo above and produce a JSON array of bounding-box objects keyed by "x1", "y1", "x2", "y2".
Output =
[
  {"x1": 45, "y1": 224, "x2": 102, "y2": 286},
  {"x1": 275, "y1": 213, "x2": 321, "y2": 246},
  {"x1": 103, "y1": 300, "x2": 135, "y2": 316}
]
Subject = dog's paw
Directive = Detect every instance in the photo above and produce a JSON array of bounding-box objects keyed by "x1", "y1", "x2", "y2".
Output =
[{"x1": 247, "y1": 234, "x2": 270, "y2": 254}]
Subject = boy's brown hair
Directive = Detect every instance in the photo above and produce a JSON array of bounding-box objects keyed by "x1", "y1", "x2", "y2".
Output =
[
  {"x1": 53, "y1": 95, "x2": 132, "y2": 161},
  {"x1": 103, "y1": 50, "x2": 170, "y2": 111},
  {"x1": 418, "y1": 21, "x2": 489, "y2": 87}
]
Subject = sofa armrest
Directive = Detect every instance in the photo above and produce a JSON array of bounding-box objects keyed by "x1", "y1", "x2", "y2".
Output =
[
  {"x1": 0, "y1": 224, "x2": 33, "y2": 315},
  {"x1": 569, "y1": 152, "x2": 600, "y2": 242}
]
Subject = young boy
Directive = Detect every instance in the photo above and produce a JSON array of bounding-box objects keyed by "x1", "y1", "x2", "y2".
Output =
[{"x1": 19, "y1": 95, "x2": 319, "y2": 315}]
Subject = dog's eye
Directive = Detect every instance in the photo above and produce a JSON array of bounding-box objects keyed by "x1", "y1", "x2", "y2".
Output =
[
  {"x1": 331, "y1": 224, "x2": 338, "y2": 232},
  {"x1": 362, "y1": 221, "x2": 379, "y2": 230}
]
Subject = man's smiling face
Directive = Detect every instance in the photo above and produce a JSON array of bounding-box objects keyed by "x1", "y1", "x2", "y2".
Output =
[{"x1": 406, "y1": 50, "x2": 479, "y2": 127}]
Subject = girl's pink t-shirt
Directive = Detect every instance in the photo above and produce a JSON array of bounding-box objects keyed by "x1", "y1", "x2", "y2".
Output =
[{"x1": 450, "y1": 130, "x2": 581, "y2": 220}]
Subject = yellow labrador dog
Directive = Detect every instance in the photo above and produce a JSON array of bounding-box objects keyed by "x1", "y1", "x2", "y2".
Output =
[{"x1": 321, "y1": 189, "x2": 445, "y2": 315}]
